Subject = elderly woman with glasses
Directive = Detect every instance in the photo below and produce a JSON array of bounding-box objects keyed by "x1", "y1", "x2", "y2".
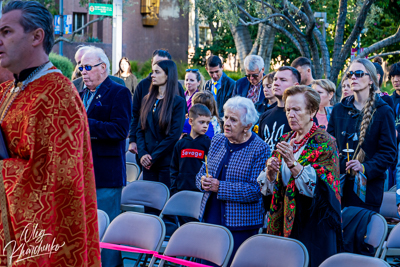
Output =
[
  {"x1": 196, "y1": 96, "x2": 269, "y2": 265},
  {"x1": 328, "y1": 58, "x2": 396, "y2": 212},
  {"x1": 184, "y1": 69, "x2": 204, "y2": 110},
  {"x1": 263, "y1": 85, "x2": 342, "y2": 267}
]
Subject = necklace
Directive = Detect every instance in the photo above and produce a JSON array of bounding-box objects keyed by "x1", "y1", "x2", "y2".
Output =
[
  {"x1": 291, "y1": 123, "x2": 318, "y2": 153},
  {"x1": 0, "y1": 62, "x2": 48, "y2": 123}
]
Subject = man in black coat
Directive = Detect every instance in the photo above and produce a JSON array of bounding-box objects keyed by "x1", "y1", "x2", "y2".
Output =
[
  {"x1": 233, "y1": 55, "x2": 265, "y2": 111},
  {"x1": 128, "y1": 49, "x2": 185, "y2": 154},
  {"x1": 203, "y1": 55, "x2": 235, "y2": 118},
  {"x1": 79, "y1": 47, "x2": 132, "y2": 266}
]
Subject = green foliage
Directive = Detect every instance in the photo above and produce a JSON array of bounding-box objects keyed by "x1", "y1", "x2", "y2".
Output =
[{"x1": 49, "y1": 52, "x2": 74, "y2": 79}]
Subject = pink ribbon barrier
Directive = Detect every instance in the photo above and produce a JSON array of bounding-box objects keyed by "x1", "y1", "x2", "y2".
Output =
[
  {"x1": 99, "y1": 242, "x2": 213, "y2": 267},
  {"x1": 153, "y1": 253, "x2": 214, "y2": 267},
  {"x1": 99, "y1": 242, "x2": 156, "y2": 255}
]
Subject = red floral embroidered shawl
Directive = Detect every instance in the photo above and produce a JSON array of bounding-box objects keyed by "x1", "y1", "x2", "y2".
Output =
[{"x1": 266, "y1": 127, "x2": 341, "y2": 237}]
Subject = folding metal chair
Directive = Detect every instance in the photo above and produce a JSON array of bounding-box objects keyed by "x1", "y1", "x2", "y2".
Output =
[
  {"x1": 380, "y1": 222, "x2": 400, "y2": 264},
  {"x1": 320, "y1": 253, "x2": 390, "y2": 267},
  {"x1": 126, "y1": 162, "x2": 140, "y2": 183},
  {"x1": 380, "y1": 192, "x2": 400, "y2": 230},
  {"x1": 126, "y1": 151, "x2": 137, "y2": 164},
  {"x1": 159, "y1": 190, "x2": 203, "y2": 223},
  {"x1": 230, "y1": 234, "x2": 308, "y2": 267},
  {"x1": 102, "y1": 211, "x2": 166, "y2": 267},
  {"x1": 97, "y1": 209, "x2": 110, "y2": 241},
  {"x1": 342, "y1": 207, "x2": 387, "y2": 257},
  {"x1": 365, "y1": 213, "x2": 388, "y2": 257},
  {"x1": 150, "y1": 222, "x2": 233, "y2": 267},
  {"x1": 120, "y1": 180, "x2": 170, "y2": 213}
]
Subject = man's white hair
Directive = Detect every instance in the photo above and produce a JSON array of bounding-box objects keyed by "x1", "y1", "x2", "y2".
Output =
[
  {"x1": 244, "y1": 55, "x2": 264, "y2": 72},
  {"x1": 83, "y1": 47, "x2": 110, "y2": 74},
  {"x1": 75, "y1": 45, "x2": 95, "y2": 62},
  {"x1": 223, "y1": 96, "x2": 259, "y2": 128}
]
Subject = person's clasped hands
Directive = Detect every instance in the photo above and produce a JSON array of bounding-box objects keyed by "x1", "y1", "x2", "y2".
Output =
[{"x1": 266, "y1": 140, "x2": 296, "y2": 182}]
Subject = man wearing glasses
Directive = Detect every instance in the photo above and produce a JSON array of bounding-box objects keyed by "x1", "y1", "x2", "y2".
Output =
[
  {"x1": 203, "y1": 55, "x2": 235, "y2": 118},
  {"x1": 233, "y1": 55, "x2": 265, "y2": 112},
  {"x1": 73, "y1": 45, "x2": 125, "y2": 91},
  {"x1": 79, "y1": 47, "x2": 132, "y2": 267}
]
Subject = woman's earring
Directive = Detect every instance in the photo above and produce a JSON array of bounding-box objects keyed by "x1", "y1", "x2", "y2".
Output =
[
  {"x1": 243, "y1": 132, "x2": 247, "y2": 141},
  {"x1": 310, "y1": 117, "x2": 313, "y2": 122}
]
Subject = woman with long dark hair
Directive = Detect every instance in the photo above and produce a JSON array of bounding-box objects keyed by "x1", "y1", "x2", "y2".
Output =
[
  {"x1": 114, "y1": 57, "x2": 138, "y2": 95},
  {"x1": 328, "y1": 58, "x2": 396, "y2": 212},
  {"x1": 137, "y1": 60, "x2": 186, "y2": 188}
]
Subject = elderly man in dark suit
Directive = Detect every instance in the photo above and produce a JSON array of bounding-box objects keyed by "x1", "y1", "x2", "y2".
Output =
[
  {"x1": 73, "y1": 45, "x2": 125, "y2": 92},
  {"x1": 79, "y1": 47, "x2": 132, "y2": 266},
  {"x1": 233, "y1": 55, "x2": 265, "y2": 112},
  {"x1": 203, "y1": 55, "x2": 235, "y2": 118}
]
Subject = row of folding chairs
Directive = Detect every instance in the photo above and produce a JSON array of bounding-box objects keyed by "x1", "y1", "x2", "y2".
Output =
[
  {"x1": 98, "y1": 210, "x2": 309, "y2": 267},
  {"x1": 98, "y1": 210, "x2": 393, "y2": 267}
]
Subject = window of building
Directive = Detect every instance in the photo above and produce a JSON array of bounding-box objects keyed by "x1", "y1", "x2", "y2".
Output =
[{"x1": 74, "y1": 13, "x2": 86, "y2": 35}]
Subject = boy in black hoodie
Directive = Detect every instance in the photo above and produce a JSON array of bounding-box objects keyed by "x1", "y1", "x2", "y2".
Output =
[{"x1": 170, "y1": 104, "x2": 212, "y2": 195}]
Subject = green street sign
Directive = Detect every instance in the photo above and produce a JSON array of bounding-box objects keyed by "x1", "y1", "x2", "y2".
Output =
[{"x1": 88, "y1": 3, "x2": 113, "y2": 16}]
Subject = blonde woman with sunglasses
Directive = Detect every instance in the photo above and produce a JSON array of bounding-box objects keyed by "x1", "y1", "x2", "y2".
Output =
[{"x1": 327, "y1": 58, "x2": 396, "y2": 212}]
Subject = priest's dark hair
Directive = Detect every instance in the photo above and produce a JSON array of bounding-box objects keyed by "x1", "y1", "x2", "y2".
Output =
[
  {"x1": 140, "y1": 60, "x2": 178, "y2": 134},
  {"x1": 3, "y1": 1, "x2": 54, "y2": 55}
]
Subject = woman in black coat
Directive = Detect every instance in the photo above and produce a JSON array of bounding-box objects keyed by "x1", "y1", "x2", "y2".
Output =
[
  {"x1": 327, "y1": 58, "x2": 396, "y2": 212},
  {"x1": 137, "y1": 60, "x2": 186, "y2": 188}
]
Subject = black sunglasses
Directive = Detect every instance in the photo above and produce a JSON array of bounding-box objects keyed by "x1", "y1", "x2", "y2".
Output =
[
  {"x1": 79, "y1": 62, "x2": 103, "y2": 72},
  {"x1": 346, "y1": 70, "x2": 370, "y2": 79},
  {"x1": 245, "y1": 73, "x2": 261, "y2": 79},
  {"x1": 186, "y1": 69, "x2": 199, "y2": 72}
]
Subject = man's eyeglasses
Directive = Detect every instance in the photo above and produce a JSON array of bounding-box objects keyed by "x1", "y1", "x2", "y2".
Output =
[
  {"x1": 186, "y1": 69, "x2": 199, "y2": 72},
  {"x1": 346, "y1": 70, "x2": 370, "y2": 79},
  {"x1": 245, "y1": 71, "x2": 261, "y2": 79},
  {"x1": 78, "y1": 62, "x2": 103, "y2": 72}
]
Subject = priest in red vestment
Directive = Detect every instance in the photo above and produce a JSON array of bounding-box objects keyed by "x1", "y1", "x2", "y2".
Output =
[{"x1": 0, "y1": 1, "x2": 101, "y2": 266}]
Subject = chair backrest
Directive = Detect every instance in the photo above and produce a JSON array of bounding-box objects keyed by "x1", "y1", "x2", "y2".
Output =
[
  {"x1": 102, "y1": 212, "x2": 166, "y2": 252},
  {"x1": 126, "y1": 162, "x2": 140, "y2": 183},
  {"x1": 121, "y1": 180, "x2": 170, "y2": 210},
  {"x1": 230, "y1": 234, "x2": 308, "y2": 267},
  {"x1": 97, "y1": 209, "x2": 110, "y2": 241},
  {"x1": 386, "y1": 222, "x2": 400, "y2": 248},
  {"x1": 320, "y1": 253, "x2": 390, "y2": 267},
  {"x1": 365, "y1": 213, "x2": 388, "y2": 257},
  {"x1": 126, "y1": 151, "x2": 137, "y2": 164},
  {"x1": 161, "y1": 222, "x2": 233, "y2": 267},
  {"x1": 159, "y1": 191, "x2": 203, "y2": 220},
  {"x1": 380, "y1": 192, "x2": 400, "y2": 219}
]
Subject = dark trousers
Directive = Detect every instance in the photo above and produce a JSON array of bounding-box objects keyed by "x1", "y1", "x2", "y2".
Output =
[
  {"x1": 97, "y1": 187, "x2": 123, "y2": 267},
  {"x1": 143, "y1": 166, "x2": 171, "y2": 188}
]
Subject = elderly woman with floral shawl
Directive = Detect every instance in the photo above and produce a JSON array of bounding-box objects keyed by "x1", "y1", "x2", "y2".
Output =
[{"x1": 264, "y1": 85, "x2": 342, "y2": 267}]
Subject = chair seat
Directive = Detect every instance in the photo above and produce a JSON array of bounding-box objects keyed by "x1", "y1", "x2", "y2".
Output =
[{"x1": 121, "y1": 204, "x2": 145, "y2": 213}]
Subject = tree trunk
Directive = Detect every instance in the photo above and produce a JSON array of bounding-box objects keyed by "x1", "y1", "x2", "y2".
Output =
[
  {"x1": 330, "y1": 0, "x2": 347, "y2": 84},
  {"x1": 259, "y1": 25, "x2": 276, "y2": 73},
  {"x1": 228, "y1": 21, "x2": 253, "y2": 73}
]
